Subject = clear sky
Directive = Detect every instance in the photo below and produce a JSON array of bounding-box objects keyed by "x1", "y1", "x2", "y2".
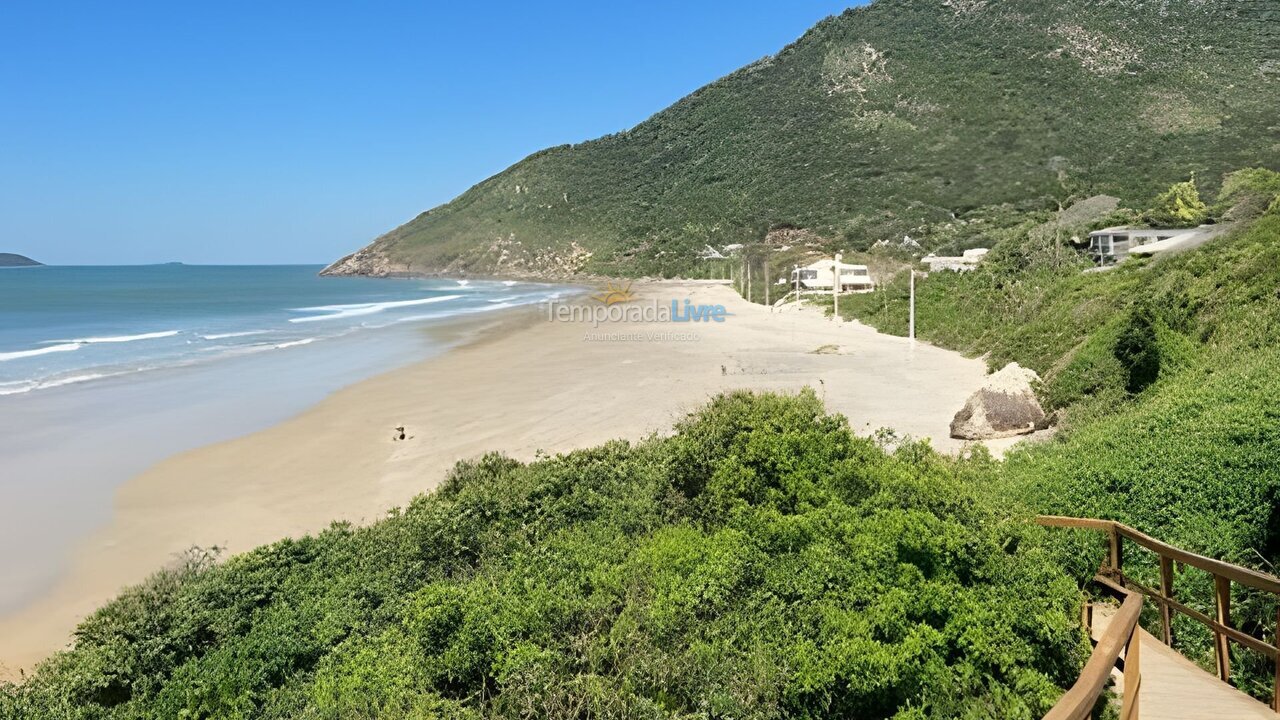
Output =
[{"x1": 0, "y1": 1, "x2": 861, "y2": 266}]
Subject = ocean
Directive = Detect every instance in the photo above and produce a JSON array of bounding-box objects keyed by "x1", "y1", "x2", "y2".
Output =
[
  {"x1": 0, "y1": 264, "x2": 571, "y2": 612},
  {"x1": 0, "y1": 264, "x2": 564, "y2": 395}
]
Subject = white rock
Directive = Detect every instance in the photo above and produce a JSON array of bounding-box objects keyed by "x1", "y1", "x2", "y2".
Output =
[{"x1": 950, "y1": 362, "x2": 1047, "y2": 440}]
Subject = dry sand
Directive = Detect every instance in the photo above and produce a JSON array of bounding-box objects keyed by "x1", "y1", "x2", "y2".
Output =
[{"x1": 0, "y1": 280, "x2": 1024, "y2": 677}]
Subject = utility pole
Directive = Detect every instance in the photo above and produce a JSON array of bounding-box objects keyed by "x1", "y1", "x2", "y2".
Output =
[
  {"x1": 832, "y1": 253, "x2": 842, "y2": 320},
  {"x1": 793, "y1": 264, "x2": 800, "y2": 303},
  {"x1": 763, "y1": 261, "x2": 770, "y2": 308},
  {"x1": 909, "y1": 269, "x2": 916, "y2": 342},
  {"x1": 746, "y1": 260, "x2": 752, "y2": 303}
]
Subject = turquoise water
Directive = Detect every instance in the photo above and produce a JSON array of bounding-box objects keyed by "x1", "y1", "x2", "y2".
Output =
[
  {"x1": 0, "y1": 264, "x2": 562, "y2": 394},
  {"x1": 0, "y1": 265, "x2": 571, "y2": 613}
]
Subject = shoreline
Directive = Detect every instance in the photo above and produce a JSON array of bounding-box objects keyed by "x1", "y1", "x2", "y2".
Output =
[
  {"x1": 0, "y1": 299, "x2": 514, "y2": 618},
  {"x1": 0, "y1": 281, "x2": 1026, "y2": 677}
]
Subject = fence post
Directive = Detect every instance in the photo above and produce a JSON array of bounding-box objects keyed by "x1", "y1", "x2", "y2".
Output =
[
  {"x1": 1109, "y1": 526, "x2": 1123, "y2": 576},
  {"x1": 1215, "y1": 574, "x2": 1231, "y2": 682},
  {"x1": 1274, "y1": 605, "x2": 1280, "y2": 712},
  {"x1": 1123, "y1": 622, "x2": 1141, "y2": 720},
  {"x1": 1160, "y1": 555, "x2": 1174, "y2": 646}
]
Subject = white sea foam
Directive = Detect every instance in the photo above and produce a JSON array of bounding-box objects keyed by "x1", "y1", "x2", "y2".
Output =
[
  {"x1": 202, "y1": 330, "x2": 268, "y2": 340},
  {"x1": 0, "y1": 343, "x2": 83, "y2": 362},
  {"x1": 273, "y1": 338, "x2": 316, "y2": 349},
  {"x1": 0, "y1": 371, "x2": 130, "y2": 396},
  {"x1": 396, "y1": 301, "x2": 516, "y2": 325},
  {"x1": 4, "y1": 331, "x2": 182, "y2": 362},
  {"x1": 34, "y1": 373, "x2": 112, "y2": 390},
  {"x1": 502, "y1": 280, "x2": 518, "y2": 286},
  {"x1": 289, "y1": 295, "x2": 464, "y2": 323},
  {"x1": 0, "y1": 380, "x2": 35, "y2": 395},
  {"x1": 49, "y1": 330, "x2": 181, "y2": 345}
]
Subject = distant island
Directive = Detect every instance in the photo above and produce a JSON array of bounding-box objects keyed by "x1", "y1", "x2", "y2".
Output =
[{"x1": 0, "y1": 253, "x2": 41, "y2": 267}]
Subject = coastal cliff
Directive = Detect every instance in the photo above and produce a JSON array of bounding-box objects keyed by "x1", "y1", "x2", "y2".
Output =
[
  {"x1": 320, "y1": 246, "x2": 401, "y2": 277},
  {"x1": 321, "y1": 234, "x2": 594, "y2": 279}
]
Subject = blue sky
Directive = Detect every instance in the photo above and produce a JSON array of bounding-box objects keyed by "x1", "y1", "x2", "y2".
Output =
[{"x1": 0, "y1": 1, "x2": 860, "y2": 265}]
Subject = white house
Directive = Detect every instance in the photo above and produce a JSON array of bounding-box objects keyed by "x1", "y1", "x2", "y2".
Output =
[
  {"x1": 1087, "y1": 225, "x2": 1225, "y2": 265},
  {"x1": 922, "y1": 247, "x2": 989, "y2": 272},
  {"x1": 790, "y1": 258, "x2": 874, "y2": 293}
]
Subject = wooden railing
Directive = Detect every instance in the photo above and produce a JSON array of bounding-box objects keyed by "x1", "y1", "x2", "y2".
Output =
[
  {"x1": 1038, "y1": 515, "x2": 1280, "y2": 717},
  {"x1": 1043, "y1": 588, "x2": 1143, "y2": 720}
]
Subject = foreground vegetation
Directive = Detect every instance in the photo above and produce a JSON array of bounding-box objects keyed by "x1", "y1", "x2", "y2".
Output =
[
  {"x1": 0, "y1": 393, "x2": 1088, "y2": 719},
  {"x1": 6, "y1": 184, "x2": 1279, "y2": 715},
  {"x1": 839, "y1": 171, "x2": 1280, "y2": 699},
  {"x1": 336, "y1": 0, "x2": 1279, "y2": 277}
]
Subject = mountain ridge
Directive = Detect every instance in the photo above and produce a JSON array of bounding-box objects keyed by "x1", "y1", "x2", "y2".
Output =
[{"x1": 326, "y1": 0, "x2": 1280, "y2": 278}]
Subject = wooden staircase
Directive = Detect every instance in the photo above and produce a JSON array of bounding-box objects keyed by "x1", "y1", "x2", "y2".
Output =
[{"x1": 1039, "y1": 516, "x2": 1280, "y2": 719}]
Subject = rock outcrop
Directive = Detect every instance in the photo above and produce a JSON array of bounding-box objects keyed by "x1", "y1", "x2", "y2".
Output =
[
  {"x1": 950, "y1": 362, "x2": 1046, "y2": 440},
  {"x1": 320, "y1": 234, "x2": 596, "y2": 280},
  {"x1": 320, "y1": 246, "x2": 402, "y2": 277}
]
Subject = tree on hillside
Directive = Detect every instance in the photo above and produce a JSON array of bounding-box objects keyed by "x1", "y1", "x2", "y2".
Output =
[{"x1": 1144, "y1": 177, "x2": 1208, "y2": 227}]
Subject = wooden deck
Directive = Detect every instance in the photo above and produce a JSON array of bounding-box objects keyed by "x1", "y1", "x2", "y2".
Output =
[{"x1": 1093, "y1": 606, "x2": 1276, "y2": 719}]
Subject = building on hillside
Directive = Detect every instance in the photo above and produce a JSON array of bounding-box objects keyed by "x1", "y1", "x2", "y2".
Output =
[
  {"x1": 696, "y1": 243, "x2": 746, "y2": 260},
  {"x1": 922, "y1": 247, "x2": 989, "y2": 272},
  {"x1": 1087, "y1": 225, "x2": 1226, "y2": 265},
  {"x1": 790, "y1": 258, "x2": 874, "y2": 293}
]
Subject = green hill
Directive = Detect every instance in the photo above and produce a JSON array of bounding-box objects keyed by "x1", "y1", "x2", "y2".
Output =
[
  {"x1": 835, "y1": 173, "x2": 1280, "y2": 699},
  {"x1": 325, "y1": 0, "x2": 1280, "y2": 278}
]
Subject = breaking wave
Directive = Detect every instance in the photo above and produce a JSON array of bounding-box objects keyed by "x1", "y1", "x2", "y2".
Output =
[{"x1": 289, "y1": 295, "x2": 464, "y2": 323}]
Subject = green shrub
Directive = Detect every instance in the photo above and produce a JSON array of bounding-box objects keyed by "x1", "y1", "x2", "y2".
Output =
[
  {"x1": 839, "y1": 188, "x2": 1280, "y2": 704},
  {"x1": 1143, "y1": 178, "x2": 1209, "y2": 227},
  {"x1": 1215, "y1": 168, "x2": 1280, "y2": 221},
  {"x1": 0, "y1": 392, "x2": 1088, "y2": 719},
  {"x1": 1113, "y1": 304, "x2": 1162, "y2": 394}
]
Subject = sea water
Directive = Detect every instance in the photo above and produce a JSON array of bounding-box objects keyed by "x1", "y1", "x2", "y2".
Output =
[
  {"x1": 0, "y1": 264, "x2": 570, "y2": 613},
  {"x1": 0, "y1": 264, "x2": 563, "y2": 394}
]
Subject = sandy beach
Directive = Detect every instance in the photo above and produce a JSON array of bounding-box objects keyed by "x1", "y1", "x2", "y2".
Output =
[{"x1": 0, "y1": 280, "x2": 1016, "y2": 677}]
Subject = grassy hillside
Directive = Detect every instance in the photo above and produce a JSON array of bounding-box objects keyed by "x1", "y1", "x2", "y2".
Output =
[
  {"x1": 327, "y1": 0, "x2": 1280, "y2": 278},
  {"x1": 994, "y1": 211, "x2": 1280, "y2": 698},
  {"x1": 0, "y1": 393, "x2": 1089, "y2": 719},
  {"x1": 838, "y1": 177, "x2": 1280, "y2": 698}
]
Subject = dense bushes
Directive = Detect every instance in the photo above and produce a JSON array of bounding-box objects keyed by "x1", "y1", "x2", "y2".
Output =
[
  {"x1": 997, "y1": 345, "x2": 1280, "y2": 699},
  {"x1": 842, "y1": 194, "x2": 1280, "y2": 700},
  {"x1": 7, "y1": 196, "x2": 1279, "y2": 719},
  {"x1": 1215, "y1": 168, "x2": 1280, "y2": 221},
  {"x1": 0, "y1": 392, "x2": 1089, "y2": 719}
]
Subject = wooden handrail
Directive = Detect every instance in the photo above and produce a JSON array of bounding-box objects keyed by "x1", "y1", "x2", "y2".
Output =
[
  {"x1": 1038, "y1": 515, "x2": 1280, "y2": 594},
  {"x1": 1044, "y1": 590, "x2": 1143, "y2": 720},
  {"x1": 1038, "y1": 515, "x2": 1280, "y2": 714}
]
